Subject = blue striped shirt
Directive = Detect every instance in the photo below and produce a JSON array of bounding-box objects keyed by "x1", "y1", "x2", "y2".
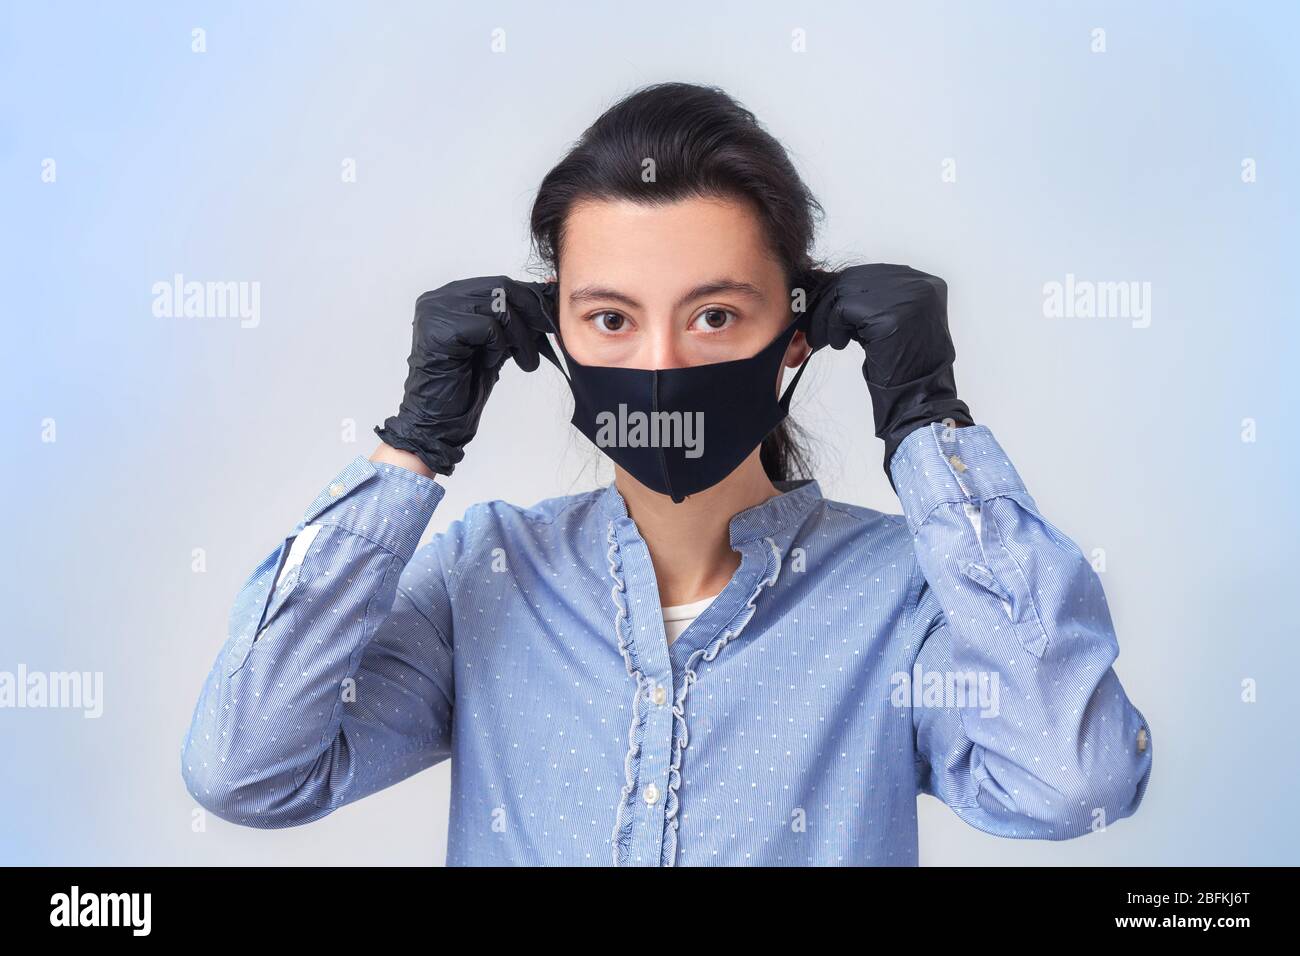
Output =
[{"x1": 180, "y1": 422, "x2": 1153, "y2": 865}]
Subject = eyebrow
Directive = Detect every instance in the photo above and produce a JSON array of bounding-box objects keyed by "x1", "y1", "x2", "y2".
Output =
[{"x1": 567, "y1": 278, "x2": 766, "y2": 311}]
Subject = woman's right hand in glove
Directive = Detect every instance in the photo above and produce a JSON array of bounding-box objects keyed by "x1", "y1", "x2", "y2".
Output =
[{"x1": 373, "y1": 275, "x2": 554, "y2": 477}]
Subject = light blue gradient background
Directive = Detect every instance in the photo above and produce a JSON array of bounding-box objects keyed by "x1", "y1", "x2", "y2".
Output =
[{"x1": 2, "y1": 1, "x2": 1295, "y2": 865}]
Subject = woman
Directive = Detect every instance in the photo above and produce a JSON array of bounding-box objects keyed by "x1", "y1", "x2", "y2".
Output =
[{"x1": 181, "y1": 82, "x2": 1152, "y2": 866}]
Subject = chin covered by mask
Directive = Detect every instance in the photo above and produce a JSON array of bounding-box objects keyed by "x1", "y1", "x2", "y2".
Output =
[{"x1": 533, "y1": 288, "x2": 818, "y2": 503}]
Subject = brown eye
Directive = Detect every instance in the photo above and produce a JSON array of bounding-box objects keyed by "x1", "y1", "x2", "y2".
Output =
[
  {"x1": 691, "y1": 308, "x2": 736, "y2": 332},
  {"x1": 592, "y1": 311, "x2": 626, "y2": 332}
]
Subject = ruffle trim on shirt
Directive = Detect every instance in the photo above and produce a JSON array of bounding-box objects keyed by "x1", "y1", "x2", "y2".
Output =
[
  {"x1": 660, "y1": 535, "x2": 784, "y2": 866},
  {"x1": 605, "y1": 520, "x2": 648, "y2": 867}
]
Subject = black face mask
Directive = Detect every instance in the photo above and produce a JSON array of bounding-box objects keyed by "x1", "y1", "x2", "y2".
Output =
[{"x1": 532, "y1": 288, "x2": 817, "y2": 503}]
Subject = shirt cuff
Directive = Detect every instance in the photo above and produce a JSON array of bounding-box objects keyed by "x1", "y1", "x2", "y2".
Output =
[
  {"x1": 301, "y1": 455, "x2": 445, "y2": 562},
  {"x1": 889, "y1": 422, "x2": 1029, "y2": 534}
]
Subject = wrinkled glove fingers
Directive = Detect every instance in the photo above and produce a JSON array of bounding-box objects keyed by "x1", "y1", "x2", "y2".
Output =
[
  {"x1": 498, "y1": 279, "x2": 555, "y2": 372},
  {"x1": 800, "y1": 268, "x2": 845, "y2": 350}
]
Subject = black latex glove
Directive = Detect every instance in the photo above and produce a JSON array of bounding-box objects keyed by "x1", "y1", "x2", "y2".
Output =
[
  {"x1": 804, "y1": 263, "x2": 974, "y2": 485},
  {"x1": 374, "y1": 276, "x2": 553, "y2": 476}
]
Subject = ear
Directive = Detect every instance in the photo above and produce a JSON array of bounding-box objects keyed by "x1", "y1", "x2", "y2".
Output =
[
  {"x1": 542, "y1": 274, "x2": 562, "y2": 340},
  {"x1": 784, "y1": 329, "x2": 811, "y2": 368}
]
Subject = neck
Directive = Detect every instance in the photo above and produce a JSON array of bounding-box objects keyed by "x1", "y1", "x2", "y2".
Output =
[{"x1": 614, "y1": 447, "x2": 781, "y2": 608}]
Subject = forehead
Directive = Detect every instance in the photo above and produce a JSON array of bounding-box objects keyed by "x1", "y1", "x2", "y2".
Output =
[{"x1": 559, "y1": 195, "x2": 780, "y2": 285}]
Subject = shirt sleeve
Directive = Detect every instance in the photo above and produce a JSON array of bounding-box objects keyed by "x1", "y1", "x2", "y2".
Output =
[
  {"x1": 180, "y1": 455, "x2": 455, "y2": 828},
  {"x1": 891, "y1": 422, "x2": 1153, "y2": 839}
]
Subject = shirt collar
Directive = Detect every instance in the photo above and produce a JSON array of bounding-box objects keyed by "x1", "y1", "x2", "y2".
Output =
[{"x1": 596, "y1": 477, "x2": 824, "y2": 548}]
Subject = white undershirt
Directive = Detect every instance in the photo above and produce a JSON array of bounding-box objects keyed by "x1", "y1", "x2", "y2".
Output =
[{"x1": 661, "y1": 593, "x2": 721, "y2": 645}]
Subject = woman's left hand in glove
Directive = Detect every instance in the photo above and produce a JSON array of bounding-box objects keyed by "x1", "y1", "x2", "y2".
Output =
[{"x1": 803, "y1": 262, "x2": 975, "y2": 482}]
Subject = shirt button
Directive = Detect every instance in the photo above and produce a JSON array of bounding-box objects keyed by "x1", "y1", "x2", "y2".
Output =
[
  {"x1": 652, "y1": 685, "x2": 667, "y2": 706},
  {"x1": 948, "y1": 454, "x2": 968, "y2": 473},
  {"x1": 1136, "y1": 728, "x2": 1148, "y2": 753},
  {"x1": 643, "y1": 782, "x2": 660, "y2": 805},
  {"x1": 328, "y1": 483, "x2": 345, "y2": 497}
]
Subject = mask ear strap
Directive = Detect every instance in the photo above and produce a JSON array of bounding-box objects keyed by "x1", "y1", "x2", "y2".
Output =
[
  {"x1": 526, "y1": 282, "x2": 572, "y2": 383},
  {"x1": 777, "y1": 310, "x2": 819, "y2": 411},
  {"x1": 535, "y1": 327, "x2": 572, "y2": 385},
  {"x1": 778, "y1": 348, "x2": 815, "y2": 411}
]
